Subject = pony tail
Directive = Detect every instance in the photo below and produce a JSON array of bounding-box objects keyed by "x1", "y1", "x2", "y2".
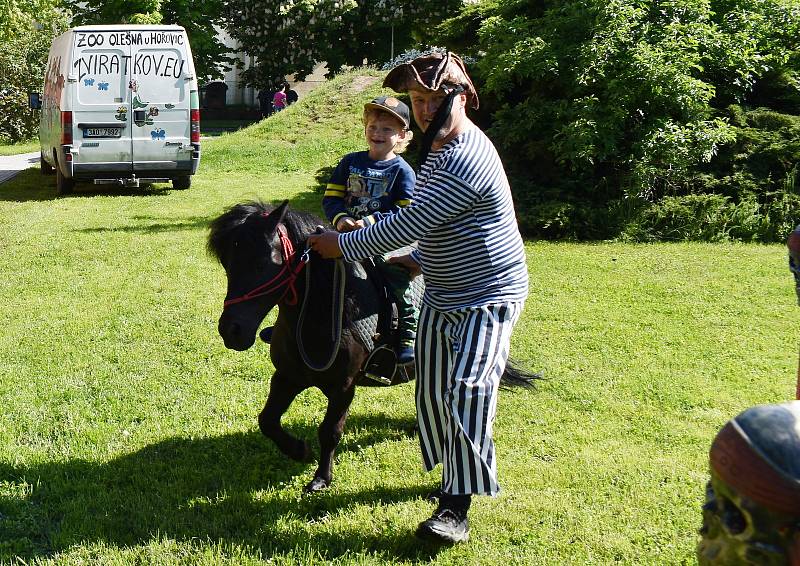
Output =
[{"x1": 500, "y1": 358, "x2": 542, "y2": 390}]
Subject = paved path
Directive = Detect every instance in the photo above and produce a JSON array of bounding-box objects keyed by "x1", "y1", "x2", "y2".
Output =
[{"x1": 0, "y1": 152, "x2": 40, "y2": 184}]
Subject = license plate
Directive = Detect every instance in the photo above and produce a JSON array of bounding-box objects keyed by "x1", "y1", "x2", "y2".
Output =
[{"x1": 83, "y1": 128, "x2": 122, "y2": 138}]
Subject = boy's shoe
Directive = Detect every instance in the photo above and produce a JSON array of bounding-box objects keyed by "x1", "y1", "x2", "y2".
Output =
[
  {"x1": 397, "y1": 342, "x2": 415, "y2": 366},
  {"x1": 415, "y1": 495, "x2": 471, "y2": 544},
  {"x1": 259, "y1": 326, "x2": 273, "y2": 343}
]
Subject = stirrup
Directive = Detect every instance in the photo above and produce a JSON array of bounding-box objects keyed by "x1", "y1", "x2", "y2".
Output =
[
  {"x1": 363, "y1": 371, "x2": 393, "y2": 386},
  {"x1": 361, "y1": 344, "x2": 397, "y2": 385}
]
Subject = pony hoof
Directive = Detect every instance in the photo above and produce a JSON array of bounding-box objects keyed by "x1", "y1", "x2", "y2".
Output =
[{"x1": 303, "y1": 477, "x2": 330, "y2": 494}]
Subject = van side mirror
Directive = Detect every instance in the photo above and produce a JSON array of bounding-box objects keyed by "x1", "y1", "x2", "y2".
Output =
[{"x1": 29, "y1": 92, "x2": 42, "y2": 110}]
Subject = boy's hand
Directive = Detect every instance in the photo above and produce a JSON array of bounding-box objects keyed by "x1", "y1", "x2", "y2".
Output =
[
  {"x1": 335, "y1": 217, "x2": 359, "y2": 232},
  {"x1": 308, "y1": 230, "x2": 343, "y2": 258},
  {"x1": 388, "y1": 253, "x2": 422, "y2": 278}
]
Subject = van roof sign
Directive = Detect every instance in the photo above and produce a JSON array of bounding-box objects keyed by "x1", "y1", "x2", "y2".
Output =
[{"x1": 71, "y1": 25, "x2": 185, "y2": 32}]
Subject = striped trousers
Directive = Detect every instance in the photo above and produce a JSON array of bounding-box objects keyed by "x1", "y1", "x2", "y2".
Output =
[{"x1": 415, "y1": 301, "x2": 523, "y2": 496}]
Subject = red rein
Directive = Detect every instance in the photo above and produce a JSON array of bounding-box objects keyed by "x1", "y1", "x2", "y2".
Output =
[{"x1": 223, "y1": 225, "x2": 310, "y2": 309}]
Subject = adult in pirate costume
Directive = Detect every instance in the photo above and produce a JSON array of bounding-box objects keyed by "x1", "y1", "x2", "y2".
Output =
[
  {"x1": 309, "y1": 52, "x2": 529, "y2": 543},
  {"x1": 698, "y1": 401, "x2": 800, "y2": 564}
]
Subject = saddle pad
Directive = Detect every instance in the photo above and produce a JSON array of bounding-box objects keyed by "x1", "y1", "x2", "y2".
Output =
[{"x1": 350, "y1": 260, "x2": 424, "y2": 353}]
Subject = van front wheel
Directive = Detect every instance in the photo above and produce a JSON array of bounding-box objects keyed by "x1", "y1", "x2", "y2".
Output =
[
  {"x1": 40, "y1": 153, "x2": 54, "y2": 175},
  {"x1": 56, "y1": 165, "x2": 74, "y2": 195},
  {"x1": 172, "y1": 176, "x2": 191, "y2": 190}
]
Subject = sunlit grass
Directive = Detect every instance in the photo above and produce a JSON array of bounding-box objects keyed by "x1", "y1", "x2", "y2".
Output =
[
  {"x1": 0, "y1": 140, "x2": 38, "y2": 156},
  {"x1": 0, "y1": 68, "x2": 797, "y2": 565}
]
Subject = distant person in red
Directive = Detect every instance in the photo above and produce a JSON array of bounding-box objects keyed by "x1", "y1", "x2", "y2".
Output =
[{"x1": 272, "y1": 84, "x2": 287, "y2": 112}]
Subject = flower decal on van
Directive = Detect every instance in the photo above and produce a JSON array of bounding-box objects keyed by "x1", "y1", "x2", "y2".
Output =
[
  {"x1": 148, "y1": 107, "x2": 159, "y2": 117},
  {"x1": 150, "y1": 128, "x2": 166, "y2": 140},
  {"x1": 84, "y1": 78, "x2": 95, "y2": 86},
  {"x1": 98, "y1": 82, "x2": 109, "y2": 91},
  {"x1": 115, "y1": 106, "x2": 128, "y2": 121}
]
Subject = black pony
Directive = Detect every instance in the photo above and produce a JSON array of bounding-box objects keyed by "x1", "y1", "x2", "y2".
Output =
[{"x1": 207, "y1": 200, "x2": 534, "y2": 493}]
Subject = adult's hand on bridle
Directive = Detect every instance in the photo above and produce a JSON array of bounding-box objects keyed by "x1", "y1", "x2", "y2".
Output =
[
  {"x1": 388, "y1": 253, "x2": 422, "y2": 278},
  {"x1": 308, "y1": 230, "x2": 343, "y2": 259}
]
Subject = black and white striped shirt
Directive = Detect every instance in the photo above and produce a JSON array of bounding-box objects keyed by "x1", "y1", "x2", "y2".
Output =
[{"x1": 338, "y1": 127, "x2": 529, "y2": 311}]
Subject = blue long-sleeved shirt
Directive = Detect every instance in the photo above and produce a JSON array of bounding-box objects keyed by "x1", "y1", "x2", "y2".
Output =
[{"x1": 322, "y1": 151, "x2": 415, "y2": 227}]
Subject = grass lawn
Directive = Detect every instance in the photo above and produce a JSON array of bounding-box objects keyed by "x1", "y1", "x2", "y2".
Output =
[
  {"x1": 0, "y1": 69, "x2": 797, "y2": 565},
  {"x1": 0, "y1": 140, "x2": 38, "y2": 156}
]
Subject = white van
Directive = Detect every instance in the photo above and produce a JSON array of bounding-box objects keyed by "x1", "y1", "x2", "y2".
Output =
[{"x1": 32, "y1": 25, "x2": 201, "y2": 195}]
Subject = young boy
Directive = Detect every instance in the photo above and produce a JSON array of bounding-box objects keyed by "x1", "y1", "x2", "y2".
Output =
[{"x1": 322, "y1": 96, "x2": 418, "y2": 366}]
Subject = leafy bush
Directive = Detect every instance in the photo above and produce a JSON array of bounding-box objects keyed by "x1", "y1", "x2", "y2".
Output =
[
  {"x1": 434, "y1": 0, "x2": 800, "y2": 242},
  {"x1": 0, "y1": 1, "x2": 68, "y2": 143},
  {"x1": 620, "y1": 192, "x2": 800, "y2": 242},
  {"x1": 0, "y1": 42, "x2": 43, "y2": 143},
  {"x1": 621, "y1": 194, "x2": 752, "y2": 242}
]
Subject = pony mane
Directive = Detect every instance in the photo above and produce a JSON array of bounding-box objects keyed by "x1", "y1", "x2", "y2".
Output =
[
  {"x1": 282, "y1": 205, "x2": 326, "y2": 243},
  {"x1": 207, "y1": 200, "x2": 325, "y2": 264}
]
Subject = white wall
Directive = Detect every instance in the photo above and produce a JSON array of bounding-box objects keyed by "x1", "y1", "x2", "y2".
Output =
[
  {"x1": 212, "y1": 27, "x2": 257, "y2": 107},
  {"x1": 209, "y1": 28, "x2": 328, "y2": 108}
]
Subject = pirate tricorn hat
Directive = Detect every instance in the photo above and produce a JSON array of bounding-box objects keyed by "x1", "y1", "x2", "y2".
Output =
[{"x1": 383, "y1": 52, "x2": 479, "y2": 110}]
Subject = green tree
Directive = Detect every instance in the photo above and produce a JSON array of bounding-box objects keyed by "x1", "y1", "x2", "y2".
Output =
[
  {"x1": 68, "y1": 0, "x2": 163, "y2": 25},
  {"x1": 0, "y1": 0, "x2": 69, "y2": 142},
  {"x1": 162, "y1": 0, "x2": 231, "y2": 82},
  {"x1": 438, "y1": 0, "x2": 800, "y2": 240},
  {"x1": 67, "y1": 0, "x2": 232, "y2": 81},
  {"x1": 223, "y1": 0, "x2": 463, "y2": 87}
]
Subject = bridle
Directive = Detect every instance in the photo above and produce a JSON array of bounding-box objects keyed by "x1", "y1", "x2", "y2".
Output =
[
  {"x1": 223, "y1": 224, "x2": 310, "y2": 309},
  {"x1": 220, "y1": 215, "x2": 344, "y2": 372}
]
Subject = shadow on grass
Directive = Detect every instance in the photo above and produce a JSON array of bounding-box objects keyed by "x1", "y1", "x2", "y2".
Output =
[
  {"x1": 67, "y1": 191, "x2": 324, "y2": 235},
  {"x1": 0, "y1": 169, "x2": 175, "y2": 202},
  {"x1": 0, "y1": 411, "x2": 442, "y2": 563},
  {"x1": 74, "y1": 214, "x2": 215, "y2": 235}
]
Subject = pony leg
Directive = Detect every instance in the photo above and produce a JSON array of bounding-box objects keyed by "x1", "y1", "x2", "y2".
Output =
[
  {"x1": 304, "y1": 386, "x2": 356, "y2": 493},
  {"x1": 258, "y1": 371, "x2": 311, "y2": 462}
]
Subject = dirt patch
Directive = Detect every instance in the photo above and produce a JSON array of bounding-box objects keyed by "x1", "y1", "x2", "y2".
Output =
[{"x1": 347, "y1": 75, "x2": 379, "y2": 94}]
